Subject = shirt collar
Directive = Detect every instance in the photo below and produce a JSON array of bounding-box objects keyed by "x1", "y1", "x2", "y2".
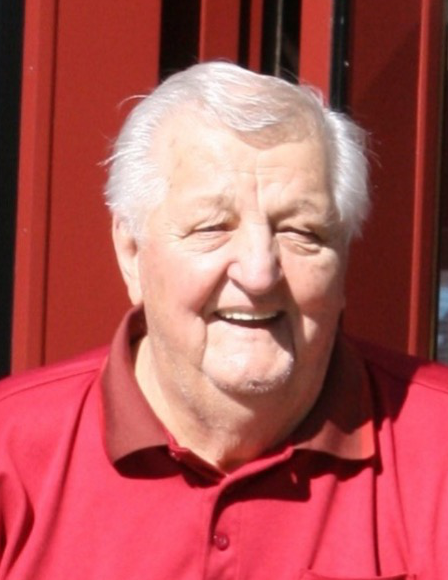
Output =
[
  {"x1": 290, "y1": 336, "x2": 375, "y2": 460},
  {"x1": 101, "y1": 308, "x2": 375, "y2": 464}
]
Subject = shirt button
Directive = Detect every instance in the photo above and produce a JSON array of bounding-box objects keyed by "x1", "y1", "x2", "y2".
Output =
[{"x1": 212, "y1": 532, "x2": 230, "y2": 551}]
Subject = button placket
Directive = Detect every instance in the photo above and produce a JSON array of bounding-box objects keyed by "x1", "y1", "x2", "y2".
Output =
[{"x1": 203, "y1": 481, "x2": 243, "y2": 579}]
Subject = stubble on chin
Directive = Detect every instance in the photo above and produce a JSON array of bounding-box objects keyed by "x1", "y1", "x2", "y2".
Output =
[{"x1": 202, "y1": 351, "x2": 295, "y2": 397}]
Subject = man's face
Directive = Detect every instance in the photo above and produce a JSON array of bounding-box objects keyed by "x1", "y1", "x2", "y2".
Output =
[{"x1": 124, "y1": 113, "x2": 347, "y2": 410}]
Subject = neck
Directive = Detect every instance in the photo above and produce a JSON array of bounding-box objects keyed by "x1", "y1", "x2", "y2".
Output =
[{"x1": 134, "y1": 337, "x2": 324, "y2": 472}]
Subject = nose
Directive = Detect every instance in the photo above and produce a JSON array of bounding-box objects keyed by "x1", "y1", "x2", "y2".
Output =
[{"x1": 227, "y1": 223, "x2": 282, "y2": 295}]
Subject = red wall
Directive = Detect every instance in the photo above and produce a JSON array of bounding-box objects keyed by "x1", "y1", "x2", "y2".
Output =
[{"x1": 12, "y1": 0, "x2": 446, "y2": 371}]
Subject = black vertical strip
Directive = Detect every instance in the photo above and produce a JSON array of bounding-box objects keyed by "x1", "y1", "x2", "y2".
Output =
[
  {"x1": 261, "y1": 0, "x2": 280, "y2": 75},
  {"x1": 330, "y1": 0, "x2": 351, "y2": 112},
  {"x1": 280, "y1": 0, "x2": 299, "y2": 82},
  {"x1": 260, "y1": 0, "x2": 299, "y2": 81},
  {"x1": 159, "y1": 0, "x2": 200, "y2": 82},
  {"x1": 0, "y1": 0, "x2": 24, "y2": 377},
  {"x1": 238, "y1": 0, "x2": 251, "y2": 67}
]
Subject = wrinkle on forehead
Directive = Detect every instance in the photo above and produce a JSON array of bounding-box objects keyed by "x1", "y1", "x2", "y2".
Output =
[{"x1": 156, "y1": 111, "x2": 332, "y2": 212}]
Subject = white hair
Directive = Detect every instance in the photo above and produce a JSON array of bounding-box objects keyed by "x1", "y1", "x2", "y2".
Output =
[{"x1": 104, "y1": 61, "x2": 369, "y2": 240}]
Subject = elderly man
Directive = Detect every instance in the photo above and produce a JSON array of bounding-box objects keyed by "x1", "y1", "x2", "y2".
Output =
[{"x1": 1, "y1": 62, "x2": 447, "y2": 579}]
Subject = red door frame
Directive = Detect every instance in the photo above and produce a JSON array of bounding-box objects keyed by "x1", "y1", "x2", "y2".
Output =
[
  {"x1": 344, "y1": 0, "x2": 444, "y2": 357},
  {"x1": 13, "y1": 0, "x2": 162, "y2": 371}
]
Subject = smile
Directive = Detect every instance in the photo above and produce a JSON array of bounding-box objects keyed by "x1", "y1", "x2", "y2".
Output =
[{"x1": 215, "y1": 309, "x2": 282, "y2": 322}]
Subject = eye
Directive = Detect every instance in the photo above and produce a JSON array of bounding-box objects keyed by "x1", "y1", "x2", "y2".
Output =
[
  {"x1": 278, "y1": 227, "x2": 320, "y2": 243},
  {"x1": 189, "y1": 222, "x2": 233, "y2": 249},
  {"x1": 192, "y1": 219, "x2": 235, "y2": 238},
  {"x1": 196, "y1": 223, "x2": 228, "y2": 233},
  {"x1": 276, "y1": 226, "x2": 324, "y2": 254}
]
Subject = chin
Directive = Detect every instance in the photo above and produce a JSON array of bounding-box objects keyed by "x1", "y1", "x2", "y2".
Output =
[{"x1": 205, "y1": 358, "x2": 295, "y2": 397}]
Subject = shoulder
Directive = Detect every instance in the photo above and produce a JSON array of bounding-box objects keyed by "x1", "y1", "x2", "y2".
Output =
[
  {"x1": 347, "y1": 337, "x2": 448, "y2": 449},
  {"x1": 344, "y1": 337, "x2": 448, "y2": 452},
  {"x1": 0, "y1": 349, "x2": 110, "y2": 531},
  {"x1": 0, "y1": 347, "x2": 109, "y2": 422},
  {"x1": 347, "y1": 336, "x2": 448, "y2": 395},
  {"x1": 0, "y1": 348, "x2": 109, "y2": 475},
  {"x1": 346, "y1": 339, "x2": 448, "y2": 552}
]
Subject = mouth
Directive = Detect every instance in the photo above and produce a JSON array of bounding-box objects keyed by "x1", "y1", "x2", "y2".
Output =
[{"x1": 214, "y1": 308, "x2": 284, "y2": 327}]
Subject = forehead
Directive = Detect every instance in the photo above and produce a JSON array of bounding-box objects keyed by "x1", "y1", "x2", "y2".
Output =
[{"x1": 152, "y1": 110, "x2": 331, "y2": 213}]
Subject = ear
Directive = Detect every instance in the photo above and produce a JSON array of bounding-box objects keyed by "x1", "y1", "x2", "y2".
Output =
[{"x1": 112, "y1": 215, "x2": 143, "y2": 305}]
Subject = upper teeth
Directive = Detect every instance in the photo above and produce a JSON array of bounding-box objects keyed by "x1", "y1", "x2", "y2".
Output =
[{"x1": 217, "y1": 311, "x2": 279, "y2": 321}]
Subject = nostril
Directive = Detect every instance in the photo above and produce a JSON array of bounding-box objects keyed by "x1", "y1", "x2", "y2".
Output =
[{"x1": 227, "y1": 259, "x2": 282, "y2": 295}]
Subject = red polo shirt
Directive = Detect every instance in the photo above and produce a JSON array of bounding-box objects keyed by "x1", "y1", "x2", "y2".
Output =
[{"x1": 1, "y1": 309, "x2": 447, "y2": 579}]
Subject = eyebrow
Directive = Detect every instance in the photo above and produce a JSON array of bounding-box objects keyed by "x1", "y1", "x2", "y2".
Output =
[
  {"x1": 184, "y1": 190, "x2": 334, "y2": 224},
  {"x1": 188, "y1": 192, "x2": 234, "y2": 211},
  {"x1": 272, "y1": 196, "x2": 330, "y2": 220}
]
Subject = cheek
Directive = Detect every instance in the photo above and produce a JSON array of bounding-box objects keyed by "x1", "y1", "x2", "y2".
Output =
[
  {"x1": 139, "y1": 244, "x2": 228, "y2": 315},
  {"x1": 137, "y1": 245, "x2": 180, "y2": 317},
  {"x1": 286, "y1": 256, "x2": 346, "y2": 310}
]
